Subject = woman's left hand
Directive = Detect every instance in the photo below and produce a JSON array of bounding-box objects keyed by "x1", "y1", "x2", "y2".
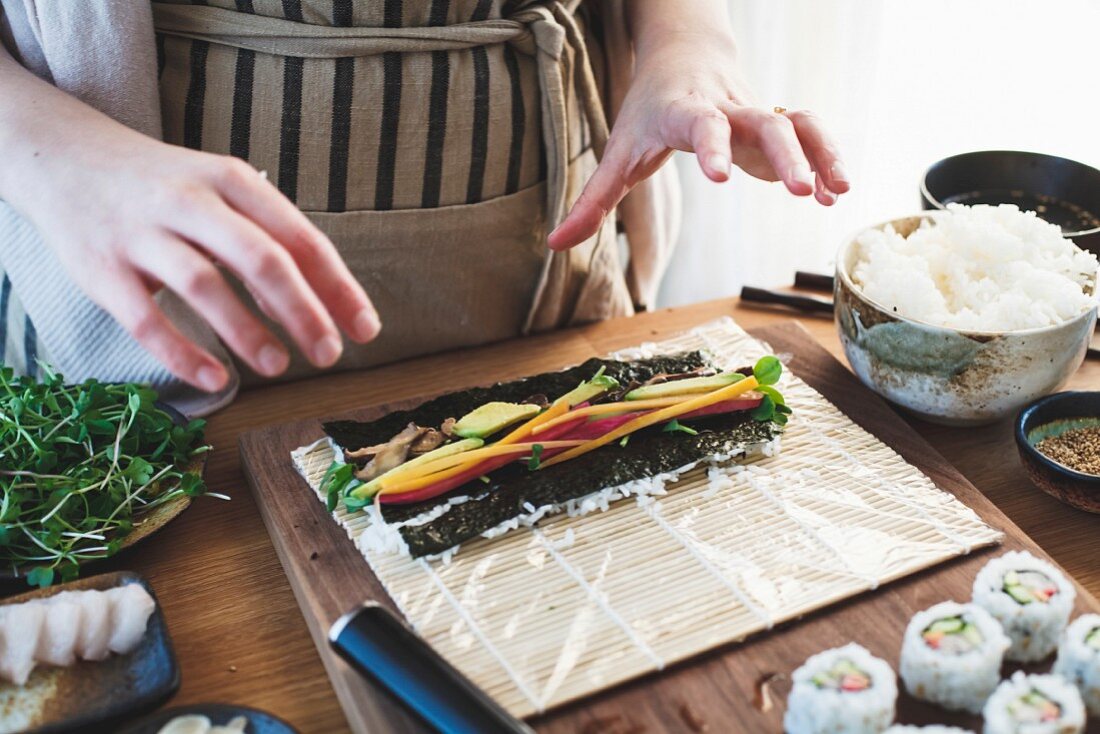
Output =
[{"x1": 548, "y1": 28, "x2": 849, "y2": 251}]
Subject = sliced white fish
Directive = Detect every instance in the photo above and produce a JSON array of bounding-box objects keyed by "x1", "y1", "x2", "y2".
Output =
[
  {"x1": 0, "y1": 602, "x2": 44, "y2": 685},
  {"x1": 32, "y1": 596, "x2": 82, "y2": 667},
  {"x1": 157, "y1": 715, "x2": 214, "y2": 734},
  {"x1": 58, "y1": 590, "x2": 111, "y2": 661},
  {"x1": 106, "y1": 584, "x2": 155, "y2": 654}
]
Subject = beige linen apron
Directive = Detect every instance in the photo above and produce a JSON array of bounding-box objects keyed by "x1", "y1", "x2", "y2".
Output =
[{"x1": 152, "y1": 0, "x2": 635, "y2": 385}]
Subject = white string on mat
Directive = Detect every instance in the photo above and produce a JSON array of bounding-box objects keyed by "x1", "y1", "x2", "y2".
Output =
[
  {"x1": 531, "y1": 528, "x2": 666, "y2": 671},
  {"x1": 639, "y1": 499, "x2": 774, "y2": 629},
  {"x1": 416, "y1": 558, "x2": 544, "y2": 713}
]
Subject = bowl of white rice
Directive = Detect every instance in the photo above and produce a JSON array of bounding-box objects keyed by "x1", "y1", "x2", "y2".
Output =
[{"x1": 835, "y1": 204, "x2": 1099, "y2": 425}]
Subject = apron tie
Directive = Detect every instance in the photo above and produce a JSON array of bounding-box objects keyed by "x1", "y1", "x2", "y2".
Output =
[{"x1": 152, "y1": 1, "x2": 611, "y2": 333}]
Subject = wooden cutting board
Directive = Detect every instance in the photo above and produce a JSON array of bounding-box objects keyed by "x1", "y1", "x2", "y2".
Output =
[{"x1": 239, "y1": 321, "x2": 1100, "y2": 733}]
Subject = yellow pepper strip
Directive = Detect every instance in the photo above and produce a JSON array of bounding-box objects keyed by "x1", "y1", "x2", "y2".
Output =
[
  {"x1": 495, "y1": 398, "x2": 570, "y2": 446},
  {"x1": 530, "y1": 396, "x2": 695, "y2": 435},
  {"x1": 375, "y1": 440, "x2": 584, "y2": 492},
  {"x1": 539, "y1": 375, "x2": 760, "y2": 469}
]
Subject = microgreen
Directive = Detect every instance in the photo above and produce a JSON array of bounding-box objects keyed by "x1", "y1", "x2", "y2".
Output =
[
  {"x1": 0, "y1": 366, "x2": 210, "y2": 587},
  {"x1": 663, "y1": 419, "x2": 698, "y2": 436},
  {"x1": 753, "y1": 356, "x2": 782, "y2": 386},
  {"x1": 527, "y1": 444, "x2": 544, "y2": 471},
  {"x1": 619, "y1": 435, "x2": 630, "y2": 448}
]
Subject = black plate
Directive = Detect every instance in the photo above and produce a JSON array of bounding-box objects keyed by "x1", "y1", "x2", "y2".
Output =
[
  {"x1": 1015, "y1": 390, "x2": 1100, "y2": 514},
  {"x1": 0, "y1": 571, "x2": 179, "y2": 733},
  {"x1": 117, "y1": 704, "x2": 299, "y2": 734}
]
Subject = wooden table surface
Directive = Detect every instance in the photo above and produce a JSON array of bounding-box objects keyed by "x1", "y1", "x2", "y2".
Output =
[{"x1": 92, "y1": 298, "x2": 1100, "y2": 733}]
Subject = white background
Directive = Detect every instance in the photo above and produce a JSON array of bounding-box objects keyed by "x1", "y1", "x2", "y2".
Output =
[{"x1": 658, "y1": 0, "x2": 1100, "y2": 306}]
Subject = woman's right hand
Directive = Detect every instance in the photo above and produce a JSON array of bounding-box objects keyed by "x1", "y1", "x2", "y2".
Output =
[{"x1": 0, "y1": 48, "x2": 380, "y2": 392}]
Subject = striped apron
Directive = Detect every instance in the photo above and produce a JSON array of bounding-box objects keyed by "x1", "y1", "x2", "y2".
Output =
[
  {"x1": 0, "y1": 0, "x2": 634, "y2": 385},
  {"x1": 152, "y1": 0, "x2": 634, "y2": 384}
]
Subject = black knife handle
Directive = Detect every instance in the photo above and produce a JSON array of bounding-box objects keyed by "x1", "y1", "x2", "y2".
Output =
[
  {"x1": 793, "y1": 271, "x2": 836, "y2": 293},
  {"x1": 329, "y1": 603, "x2": 535, "y2": 734}
]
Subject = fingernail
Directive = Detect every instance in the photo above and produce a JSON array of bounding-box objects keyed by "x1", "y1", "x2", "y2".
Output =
[
  {"x1": 313, "y1": 334, "x2": 342, "y2": 367},
  {"x1": 830, "y1": 161, "x2": 849, "y2": 185},
  {"x1": 353, "y1": 308, "x2": 381, "y2": 342},
  {"x1": 197, "y1": 365, "x2": 226, "y2": 392},
  {"x1": 707, "y1": 154, "x2": 731, "y2": 177},
  {"x1": 789, "y1": 163, "x2": 814, "y2": 187},
  {"x1": 258, "y1": 343, "x2": 289, "y2": 376}
]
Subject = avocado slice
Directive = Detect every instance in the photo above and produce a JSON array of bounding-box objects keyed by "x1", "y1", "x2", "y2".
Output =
[
  {"x1": 1005, "y1": 583, "x2": 1035, "y2": 605},
  {"x1": 961, "y1": 622, "x2": 984, "y2": 647},
  {"x1": 624, "y1": 372, "x2": 745, "y2": 401},
  {"x1": 352, "y1": 437, "x2": 485, "y2": 498},
  {"x1": 452, "y1": 402, "x2": 541, "y2": 439},
  {"x1": 558, "y1": 371, "x2": 620, "y2": 407},
  {"x1": 1003, "y1": 570, "x2": 1020, "y2": 585},
  {"x1": 928, "y1": 616, "x2": 965, "y2": 634},
  {"x1": 1085, "y1": 627, "x2": 1100, "y2": 649}
]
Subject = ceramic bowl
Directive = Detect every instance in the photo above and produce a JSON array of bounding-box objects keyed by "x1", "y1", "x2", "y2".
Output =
[
  {"x1": 834, "y1": 214, "x2": 1098, "y2": 426},
  {"x1": 1015, "y1": 392, "x2": 1100, "y2": 513}
]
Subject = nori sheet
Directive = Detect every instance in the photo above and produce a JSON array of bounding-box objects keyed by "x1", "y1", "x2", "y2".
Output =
[{"x1": 323, "y1": 352, "x2": 781, "y2": 557}]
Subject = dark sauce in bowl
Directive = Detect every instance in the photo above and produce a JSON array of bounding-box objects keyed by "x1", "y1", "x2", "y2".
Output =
[{"x1": 943, "y1": 189, "x2": 1100, "y2": 234}]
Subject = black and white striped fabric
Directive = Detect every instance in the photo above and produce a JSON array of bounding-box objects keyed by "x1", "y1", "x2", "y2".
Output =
[{"x1": 155, "y1": 0, "x2": 590, "y2": 213}]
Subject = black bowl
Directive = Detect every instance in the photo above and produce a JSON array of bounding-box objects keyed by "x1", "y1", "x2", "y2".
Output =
[
  {"x1": 1015, "y1": 391, "x2": 1100, "y2": 513},
  {"x1": 921, "y1": 150, "x2": 1100, "y2": 255}
]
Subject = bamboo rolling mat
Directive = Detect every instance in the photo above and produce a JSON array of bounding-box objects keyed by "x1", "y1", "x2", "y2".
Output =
[{"x1": 291, "y1": 318, "x2": 1002, "y2": 718}]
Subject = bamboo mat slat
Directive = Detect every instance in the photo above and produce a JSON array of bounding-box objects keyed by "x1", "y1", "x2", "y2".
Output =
[{"x1": 291, "y1": 318, "x2": 1002, "y2": 718}]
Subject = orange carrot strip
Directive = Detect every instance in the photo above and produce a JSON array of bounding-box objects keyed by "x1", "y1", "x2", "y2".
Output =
[
  {"x1": 539, "y1": 376, "x2": 760, "y2": 469},
  {"x1": 530, "y1": 396, "x2": 695, "y2": 435},
  {"x1": 376, "y1": 440, "x2": 584, "y2": 492}
]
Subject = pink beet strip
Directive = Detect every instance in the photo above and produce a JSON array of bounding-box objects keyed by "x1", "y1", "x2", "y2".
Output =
[
  {"x1": 677, "y1": 397, "x2": 761, "y2": 420},
  {"x1": 378, "y1": 454, "x2": 516, "y2": 505}
]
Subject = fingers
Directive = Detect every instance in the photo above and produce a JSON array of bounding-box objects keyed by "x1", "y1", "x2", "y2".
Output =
[
  {"x1": 814, "y1": 171, "x2": 837, "y2": 206},
  {"x1": 548, "y1": 145, "x2": 632, "y2": 251},
  {"x1": 727, "y1": 107, "x2": 814, "y2": 196},
  {"x1": 688, "y1": 112, "x2": 733, "y2": 183},
  {"x1": 90, "y1": 267, "x2": 229, "y2": 392},
  {"x1": 168, "y1": 192, "x2": 344, "y2": 368},
  {"x1": 130, "y1": 234, "x2": 290, "y2": 377},
  {"x1": 209, "y1": 157, "x2": 381, "y2": 343},
  {"x1": 785, "y1": 110, "x2": 849, "y2": 195}
]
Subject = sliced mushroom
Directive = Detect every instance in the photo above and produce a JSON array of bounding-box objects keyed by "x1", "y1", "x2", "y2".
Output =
[
  {"x1": 522, "y1": 393, "x2": 550, "y2": 409},
  {"x1": 440, "y1": 417, "x2": 457, "y2": 437},
  {"x1": 353, "y1": 423, "x2": 427, "y2": 481},
  {"x1": 409, "y1": 428, "x2": 446, "y2": 455},
  {"x1": 641, "y1": 366, "x2": 716, "y2": 387}
]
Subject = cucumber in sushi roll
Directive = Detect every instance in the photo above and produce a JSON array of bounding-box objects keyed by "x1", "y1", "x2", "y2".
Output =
[
  {"x1": 972, "y1": 550, "x2": 1075, "y2": 663},
  {"x1": 884, "y1": 726, "x2": 975, "y2": 734},
  {"x1": 899, "y1": 601, "x2": 1009, "y2": 713},
  {"x1": 784, "y1": 643, "x2": 897, "y2": 734},
  {"x1": 1052, "y1": 613, "x2": 1100, "y2": 717},
  {"x1": 982, "y1": 671, "x2": 1085, "y2": 734}
]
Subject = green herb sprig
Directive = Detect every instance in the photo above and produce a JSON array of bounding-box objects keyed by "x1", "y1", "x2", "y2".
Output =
[{"x1": 0, "y1": 366, "x2": 211, "y2": 587}]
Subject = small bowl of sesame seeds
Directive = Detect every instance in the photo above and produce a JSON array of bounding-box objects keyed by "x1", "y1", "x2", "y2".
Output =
[{"x1": 1016, "y1": 391, "x2": 1100, "y2": 513}]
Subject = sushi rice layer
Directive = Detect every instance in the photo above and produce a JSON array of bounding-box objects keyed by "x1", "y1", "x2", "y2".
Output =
[
  {"x1": 972, "y1": 550, "x2": 1075, "y2": 663},
  {"x1": 1052, "y1": 613, "x2": 1100, "y2": 717},
  {"x1": 981, "y1": 671, "x2": 1085, "y2": 734},
  {"x1": 899, "y1": 601, "x2": 1009, "y2": 714},
  {"x1": 784, "y1": 642, "x2": 897, "y2": 734}
]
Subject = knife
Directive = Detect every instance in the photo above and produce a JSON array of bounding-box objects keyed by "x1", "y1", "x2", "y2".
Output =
[{"x1": 329, "y1": 603, "x2": 536, "y2": 734}]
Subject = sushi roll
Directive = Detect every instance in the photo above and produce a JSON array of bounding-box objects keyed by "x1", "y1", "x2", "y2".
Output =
[
  {"x1": 1052, "y1": 613, "x2": 1100, "y2": 717},
  {"x1": 784, "y1": 643, "x2": 897, "y2": 734},
  {"x1": 899, "y1": 601, "x2": 1009, "y2": 714},
  {"x1": 972, "y1": 550, "x2": 1075, "y2": 663},
  {"x1": 883, "y1": 727, "x2": 974, "y2": 734},
  {"x1": 982, "y1": 672, "x2": 1085, "y2": 734}
]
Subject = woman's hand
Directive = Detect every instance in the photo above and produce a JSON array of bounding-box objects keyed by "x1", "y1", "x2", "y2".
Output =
[
  {"x1": 548, "y1": 3, "x2": 849, "y2": 251},
  {"x1": 0, "y1": 48, "x2": 379, "y2": 392}
]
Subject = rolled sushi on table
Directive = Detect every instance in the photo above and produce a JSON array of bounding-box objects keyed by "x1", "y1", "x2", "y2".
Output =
[
  {"x1": 1052, "y1": 613, "x2": 1100, "y2": 717},
  {"x1": 784, "y1": 643, "x2": 897, "y2": 734},
  {"x1": 982, "y1": 671, "x2": 1086, "y2": 734},
  {"x1": 972, "y1": 551, "x2": 1075, "y2": 663},
  {"x1": 899, "y1": 601, "x2": 1010, "y2": 714}
]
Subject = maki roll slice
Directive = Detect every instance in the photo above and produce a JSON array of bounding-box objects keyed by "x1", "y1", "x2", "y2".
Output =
[
  {"x1": 1052, "y1": 613, "x2": 1100, "y2": 717},
  {"x1": 884, "y1": 727, "x2": 975, "y2": 734},
  {"x1": 982, "y1": 672, "x2": 1085, "y2": 734},
  {"x1": 972, "y1": 551, "x2": 1076, "y2": 662},
  {"x1": 784, "y1": 643, "x2": 897, "y2": 734},
  {"x1": 899, "y1": 601, "x2": 1009, "y2": 713}
]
